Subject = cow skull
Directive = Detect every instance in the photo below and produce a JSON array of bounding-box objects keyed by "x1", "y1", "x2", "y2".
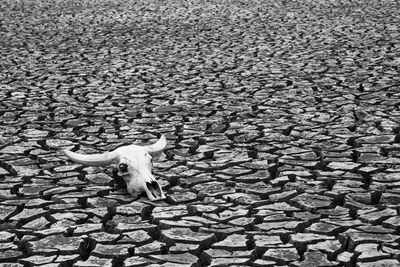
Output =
[{"x1": 63, "y1": 135, "x2": 167, "y2": 201}]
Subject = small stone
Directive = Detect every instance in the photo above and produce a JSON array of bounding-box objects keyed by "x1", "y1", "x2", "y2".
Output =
[
  {"x1": 135, "y1": 241, "x2": 166, "y2": 255},
  {"x1": 181, "y1": 216, "x2": 217, "y2": 227},
  {"x1": 206, "y1": 248, "x2": 251, "y2": 259},
  {"x1": 0, "y1": 231, "x2": 15, "y2": 241},
  {"x1": 85, "y1": 173, "x2": 113, "y2": 185},
  {"x1": 169, "y1": 243, "x2": 201, "y2": 254},
  {"x1": 0, "y1": 262, "x2": 23, "y2": 267},
  {"x1": 262, "y1": 247, "x2": 300, "y2": 264},
  {"x1": 0, "y1": 146, "x2": 28, "y2": 155},
  {"x1": 269, "y1": 176, "x2": 290, "y2": 187},
  {"x1": 86, "y1": 197, "x2": 119, "y2": 208},
  {"x1": 124, "y1": 256, "x2": 149, "y2": 267},
  {"x1": 111, "y1": 215, "x2": 141, "y2": 225},
  {"x1": 74, "y1": 256, "x2": 113, "y2": 267},
  {"x1": 371, "y1": 172, "x2": 400, "y2": 183},
  {"x1": 355, "y1": 259, "x2": 400, "y2": 267},
  {"x1": 269, "y1": 190, "x2": 298, "y2": 202},
  {"x1": 200, "y1": 224, "x2": 244, "y2": 239},
  {"x1": 208, "y1": 257, "x2": 251, "y2": 266},
  {"x1": 0, "y1": 167, "x2": 9, "y2": 176},
  {"x1": 204, "y1": 208, "x2": 248, "y2": 223},
  {"x1": 57, "y1": 177, "x2": 87, "y2": 187},
  {"x1": 19, "y1": 255, "x2": 57, "y2": 266},
  {"x1": 49, "y1": 212, "x2": 89, "y2": 223},
  {"x1": 89, "y1": 232, "x2": 120, "y2": 244},
  {"x1": 10, "y1": 208, "x2": 49, "y2": 223},
  {"x1": 178, "y1": 174, "x2": 217, "y2": 187},
  {"x1": 339, "y1": 229, "x2": 398, "y2": 250},
  {"x1": 356, "y1": 225, "x2": 395, "y2": 234},
  {"x1": 11, "y1": 165, "x2": 41, "y2": 177},
  {"x1": 34, "y1": 227, "x2": 69, "y2": 237},
  {"x1": 254, "y1": 235, "x2": 284, "y2": 257},
  {"x1": 151, "y1": 206, "x2": 188, "y2": 222},
  {"x1": 355, "y1": 243, "x2": 392, "y2": 262},
  {"x1": 72, "y1": 223, "x2": 103, "y2": 236},
  {"x1": 382, "y1": 216, "x2": 400, "y2": 231},
  {"x1": 307, "y1": 239, "x2": 343, "y2": 256},
  {"x1": 116, "y1": 202, "x2": 152, "y2": 217},
  {"x1": 255, "y1": 202, "x2": 300, "y2": 212},
  {"x1": 21, "y1": 216, "x2": 50, "y2": 230},
  {"x1": 158, "y1": 219, "x2": 203, "y2": 230},
  {"x1": 192, "y1": 181, "x2": 236, "y2": 197},
  {"x1": 45, "y1": 139, "x2": 74, "y2": 149},
  {"x1": 358, "y1": 153, "x2": 386, "y2": 163},
  {"x1": 345, "y1": 192, "x2": 373, "y2": 205},
  {"x1": 337, "y1": 251, "x2": 353, "y2": 265},
  {"x1": 355, "y1": 135, "x2": 396, "y2": 145},
  {"x1": 327, "y1": 161, "x2": 360, "y2": 171},
  {"x1": 381, "y1": 244, "x2": 400, "y2": 258},
  {"x1": 293, "y1": 211, "x2": 321, "y2": 222},
  {"x1": 42, "y1": 187, "x2": 78, "y2": 197},
  {"x1": 167, "y1": 191, "x2": 198, "y2": 204},
  {"x1": 27, "y1": 234, "x2": 86, "y2": 255},
  {"x1": 0, "y1": 242, "x2": 18, "y2": 250},
  {"x1": 187, "y1": 204, "x2": 219, "y2": 213},
  {"x1": 149, "y1": 253, "x2": 199, "y2": 265},
  {"x1": 253, "y1": 259, "x2": 277, "y2": 266},
  {"x1": 227, "y1": 217, "x2": 255, "y2": 230},
  {"x1": 290, "y1": 233, "x2": 335, "y2": 250},
  {"x1": 255, "y1": 220, "x2": 305, "y2": 232},
  {"x1": 306, "y1": 222, "x2": 343, "y2": 235},
  {"x1": 53, "y1": 165, "x2": 80, "y2": 173},
  {"x1": 91, "y1": 243, "x2": 133, "y2": 258},
  {"x1": 0, "y1": 250, "x2": 23, "y2": 262},
  {"x1": 290, "y1": 251, "x2": 339, "y2": 267},
  {"x1": 236, "y1": 182, "x2": 281, "y2": 197},
  {"x1": 380, "y1": 192, "x2": 400, "y2": 205},
  {"x1": 22, "y1": 129, "x2": 48, "y2": 139},
  {"x1": 161, "y1": 228, "x2": 217, "y2": 247},
  {"x1": 223, "y1": 192, "x2": 264, "y2": 205},
  {"x1": 358, "y1": 166, "x2": 381, "y2": 174},
  {"x1": 114, "y1": 222, "x2": 157, "y2": 233},
  {"x1": 358, "y1": 208, "x2": 397, "y2": 224},
  {"x1": 53, "y1": 254, "x2": 80, "y2": 265},
  {"x1": 321, "y1": 218, "x2": 364, "y2": 228},
  {"x1": 119, "y1": 230, "x2": 152, "y2": 245},
  {"x1": 291, "y1": 193, "x2": 334, "y2": 211},
  {"x1": 24, "y1": 199, "x2": 53, "y2": 208},
  {"x1": 212, "y1": 234, "x2": 248, "y2": 250},
  {"x1": 18, "y1": 185, "x2": 55, "y2": 198}
]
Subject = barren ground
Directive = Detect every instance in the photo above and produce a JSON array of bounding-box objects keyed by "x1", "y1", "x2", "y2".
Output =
[{"x1": 1, "y1": 0, "x2": 400, "y2": 266}]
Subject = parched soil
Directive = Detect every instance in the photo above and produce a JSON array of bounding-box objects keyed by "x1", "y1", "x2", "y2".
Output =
[{"x1": 1, "y1": 0, "x2": 400, "y2": 266}]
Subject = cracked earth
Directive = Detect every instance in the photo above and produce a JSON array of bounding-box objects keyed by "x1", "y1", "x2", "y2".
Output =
[{"x1": 1, "y1": 0, "x2": 400, "y2": 266}]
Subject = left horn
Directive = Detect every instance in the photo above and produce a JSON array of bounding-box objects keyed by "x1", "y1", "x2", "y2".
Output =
[
  {"x1": 145, "y1": 135, "x2": 167, "y2": 155},
  {"x1": 63, "y1": 149, "x2": 118, "y2": 166}
]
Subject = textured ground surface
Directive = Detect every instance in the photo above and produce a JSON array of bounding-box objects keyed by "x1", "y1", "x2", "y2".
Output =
[{"x1": 1, "y1": 0, "x2": 400, "y2": 266}]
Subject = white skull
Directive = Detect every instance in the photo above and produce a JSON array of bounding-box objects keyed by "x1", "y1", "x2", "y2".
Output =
[{"x1": 63, "y1": 135, "x2": 167, "y2": 201}]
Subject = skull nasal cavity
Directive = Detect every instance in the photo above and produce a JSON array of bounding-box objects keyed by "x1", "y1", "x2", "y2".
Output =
[{"x1": 119, "y1": 163, "x2": 129, "y2": 173}]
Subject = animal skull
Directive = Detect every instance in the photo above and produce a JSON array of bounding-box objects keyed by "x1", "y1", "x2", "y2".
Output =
[{"x1": 63, "y1": 135, "x2": 167, "y2": 201}]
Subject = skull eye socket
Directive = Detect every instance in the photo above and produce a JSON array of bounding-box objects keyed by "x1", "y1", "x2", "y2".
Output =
[{"x1": 119, "y1": 163, "x2": 129, "y2": 173}]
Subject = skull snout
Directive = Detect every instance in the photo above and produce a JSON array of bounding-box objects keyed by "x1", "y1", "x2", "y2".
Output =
[
  {"x1": 125, "y1": 171, "x2": 166, "y2": 201},
  {"x1": 146, "y1": 180, "x2": 165, "y2": 200}
]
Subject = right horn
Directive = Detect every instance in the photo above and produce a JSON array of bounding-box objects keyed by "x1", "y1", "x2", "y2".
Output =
[
  {"x1": 63, "y1": 149, "x2": 118, "y2": 166},
  {"x1": 145, "y1": 135, "x2": 167, "y2": 155}
]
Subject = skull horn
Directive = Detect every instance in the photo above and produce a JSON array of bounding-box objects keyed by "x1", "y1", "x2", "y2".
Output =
[
  {"x1": 63, "y1": 149, "x2": 118, "y2": 166},
  {"x1": 145, "y1": 135, "x2": 167, "y2": 155}
]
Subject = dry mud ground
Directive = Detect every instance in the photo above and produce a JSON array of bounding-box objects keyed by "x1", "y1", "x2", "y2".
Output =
[{"x1": 1, "y1": 0, "x2": 400, "y2": 266}]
